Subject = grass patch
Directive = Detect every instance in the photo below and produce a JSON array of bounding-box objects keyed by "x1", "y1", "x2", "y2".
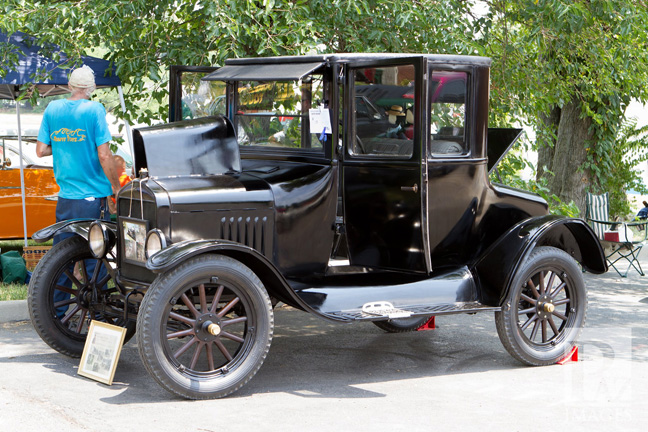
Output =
[
  {"x1": 0, "y1": 283, "x2": 28, "y2": 301},
  {"x1": 0, "y1": 239, "x2": 53, "y2": 255}
]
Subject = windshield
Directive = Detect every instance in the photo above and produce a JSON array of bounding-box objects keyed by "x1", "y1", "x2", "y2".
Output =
[{"x1": 180, "y1": 73, "x2": 227, "y2": 120}]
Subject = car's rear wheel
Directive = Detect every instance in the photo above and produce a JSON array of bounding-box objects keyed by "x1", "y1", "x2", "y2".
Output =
[
  {"x1": 495, "y1": 246, "x2": 587, "y2": 365},
  {"x1": 137, "y1": 254, "x2": 273, "y2": 399},
  {"x1": 28, "y1": 235, "x2": 136, "y2": 358}
]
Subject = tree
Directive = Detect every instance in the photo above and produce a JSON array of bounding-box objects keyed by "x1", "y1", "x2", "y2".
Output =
[
  {"x1": 4, "y1": 0, "x2": 647, "y2": 217},
  {"x1": 0, "y1": 0, "x2": 474, "y2": 126},
  {"x1": 475, "y1": 0, "x2": 648, "y2": 216}
]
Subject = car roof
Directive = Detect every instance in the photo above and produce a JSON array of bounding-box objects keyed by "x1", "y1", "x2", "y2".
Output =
[{"x1": 224, "y1": 53, "x2": 492, "y2": 67}]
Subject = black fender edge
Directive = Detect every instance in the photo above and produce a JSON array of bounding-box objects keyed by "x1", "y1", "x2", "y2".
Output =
[
  {"x1": 473, "y1": 215, "x2": 607, "y2": 306},
  {"x1": 32, "y1": 219, "x2": 115, "y2": 243},
  {"x1": 146, "y1": 239, "x2": 340, "y2": 322}
]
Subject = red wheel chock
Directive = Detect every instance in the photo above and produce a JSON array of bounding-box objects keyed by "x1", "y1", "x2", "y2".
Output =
[
  {"x1": 417, "y1": 316, "x2": 436, "y2": 331},
  {"x1": 556, "y1": 346, "x2": 579, "y2": 365}
]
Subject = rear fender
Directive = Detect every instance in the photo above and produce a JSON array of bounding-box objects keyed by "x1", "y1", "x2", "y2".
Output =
[
  {"x1": 473, "y1": 215, "x2": 606, "y2": 306},
  {"x1": 31, "y1": 219, "x2": 114, "y2": 243},
  {"x1": 147, "y1": 239, "x2": 323, "y2": 318}
]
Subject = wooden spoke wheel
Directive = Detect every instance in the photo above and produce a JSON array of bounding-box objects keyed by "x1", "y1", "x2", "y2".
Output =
[{"x1": 137, "y1": 255, "x2": 273, "y2": 399}]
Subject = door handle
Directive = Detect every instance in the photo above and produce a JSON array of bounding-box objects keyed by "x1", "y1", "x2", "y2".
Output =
[{"x1": 401, "y1": 183, "x2": 419, "y2": 193}]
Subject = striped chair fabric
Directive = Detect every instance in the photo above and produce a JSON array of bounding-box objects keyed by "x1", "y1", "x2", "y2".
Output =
[
  {"x1": 586, "y1": 191, "x2": 648, "y2": 277},
  {"x1": 585, "y1": 192, "x2": 609, "y2": 239}
]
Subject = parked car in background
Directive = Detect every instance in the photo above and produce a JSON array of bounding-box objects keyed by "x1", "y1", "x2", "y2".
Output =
[
  {"x1": 29, "y1": 54, "x2": 607, "y2": 400},
  {"x1": 0, "y1": 137, "x2": 58, "y2": 239}
]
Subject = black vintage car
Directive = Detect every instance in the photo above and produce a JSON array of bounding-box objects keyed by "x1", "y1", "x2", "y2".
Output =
[{"x1": 28, "y1": 54, "x2": 607, "y2": 399}]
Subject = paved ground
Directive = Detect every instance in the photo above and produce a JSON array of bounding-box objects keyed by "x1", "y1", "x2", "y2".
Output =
[{"x1": 1, "y1": 254, "x2": 648, "y2": 431}]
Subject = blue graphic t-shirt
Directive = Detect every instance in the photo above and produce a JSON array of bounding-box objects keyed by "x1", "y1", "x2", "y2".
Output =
[{"x1": 37, "y1": 99, "x2": 112, "y2": 199}]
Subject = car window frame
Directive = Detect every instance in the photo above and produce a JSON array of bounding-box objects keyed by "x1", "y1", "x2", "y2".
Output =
[
  {"x1": 427, "y1": 67, "x2": 472, "y2": 160},
  {"x1": 232, "y1": 70, "x2": 336, "y2": 161},
  {"x1": 345, "y1": 57, "x2": 424, "y2": 163}
]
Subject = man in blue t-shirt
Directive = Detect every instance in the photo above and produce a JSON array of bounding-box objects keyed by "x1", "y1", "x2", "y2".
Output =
[
  {"x1": 36, "y1": 65, "x2": 121, "y2": 319},
  {"x1": 37, "y1": 65, "x2": 121, "y2": 227}
]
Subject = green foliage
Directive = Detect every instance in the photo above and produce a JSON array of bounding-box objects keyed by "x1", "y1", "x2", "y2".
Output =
[
  {"x1": 2, "y1": 0, "x2": 648, "y2": 213},
  {"x1": 0, "y1": 0, "x2": 477, "y2": 126},
  {"x1": 528, "y1": 177, "x2": 581, "y2": 218},
  {"x1": 477, "y1": 0, "x2": 648, "y2": 210},
  {"x1": 491, "y1": 142, "x2": 580, "y2": 217},
  {"x1": 596, "y1": 119, "x2": 648, "y2": 219}
]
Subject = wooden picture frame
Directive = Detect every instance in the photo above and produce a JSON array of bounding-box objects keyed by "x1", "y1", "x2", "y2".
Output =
[{"x1": 78, "y1": 320, "x2": 127, "y2": 385}]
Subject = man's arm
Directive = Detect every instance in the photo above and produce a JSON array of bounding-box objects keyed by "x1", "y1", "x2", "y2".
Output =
[
  {"x1": 36, "y1": 140, "x2": 52, "y2": 157},
  {"x1": 98, "y1": 143, "x2": 121, "y2": 214},
  {"x1": 97, "y1": 142, "x2": 121, "y2": 195}
]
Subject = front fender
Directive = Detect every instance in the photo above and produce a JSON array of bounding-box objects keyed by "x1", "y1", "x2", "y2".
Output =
[
  {"x1": 473, "y1": 215, "x2": 606, "y2": 306},
  {"x1": 32, "y1": 219, "x2": 115, "y2": 243},
  {"x1": 147, "y1": 239, "x2": 272, "y2": 274},
  {"x1": 147, "y1": 239, "x2": 326, "y2": 318}
]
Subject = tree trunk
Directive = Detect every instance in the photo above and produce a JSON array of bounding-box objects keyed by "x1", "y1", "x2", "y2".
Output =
[
  {"x1": 536, "y1": 106, "x2": 560, "y2": 180},
  {"x1": 542, "y1": 99, "x2": 593, "y2": 215}
]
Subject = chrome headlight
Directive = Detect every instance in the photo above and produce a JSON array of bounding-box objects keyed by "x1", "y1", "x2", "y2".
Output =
[
  {"x1": 145, "y1": 229, "x2": 167, "y2": 259},
  {"x1": 89, "y1": 222, "x2": 110, "y2": 258}
]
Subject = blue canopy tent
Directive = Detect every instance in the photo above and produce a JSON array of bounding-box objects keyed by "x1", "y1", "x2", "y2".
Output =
[{"x1": 0, "y1": 31, "x2": 132, "y2": 245}]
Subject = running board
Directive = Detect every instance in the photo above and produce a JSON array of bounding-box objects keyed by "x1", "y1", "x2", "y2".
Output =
[
  {"x1": 327, "y1": 301, "x2": 501, "y2": 322},
  {"x1": 290, "y1": 266, "x2": 501, "y2": 322}
]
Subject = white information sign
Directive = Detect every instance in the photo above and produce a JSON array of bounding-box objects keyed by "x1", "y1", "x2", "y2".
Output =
[{"x1": 309, "y1": 107, "x2": 332, "y2": 135}]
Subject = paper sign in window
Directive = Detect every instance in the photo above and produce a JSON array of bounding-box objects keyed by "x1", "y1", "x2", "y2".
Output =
[{"x1": 309, "y1": 108, "x2": 332, "y2": 134}]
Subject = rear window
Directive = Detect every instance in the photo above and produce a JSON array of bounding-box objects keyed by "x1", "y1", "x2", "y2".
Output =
[{"x1": 429, "y1": 71, "x2": 468, "y2": 156}]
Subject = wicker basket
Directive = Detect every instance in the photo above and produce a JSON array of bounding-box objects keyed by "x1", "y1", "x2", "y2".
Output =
[{"x1": 23, "y1": 246, "x2": 53, "y2": 271}]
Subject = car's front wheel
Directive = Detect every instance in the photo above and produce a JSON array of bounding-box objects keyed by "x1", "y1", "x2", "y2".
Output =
[
  {"x1": 28, "y1": 235, "x2": 135, "y2": 358},
  {"x1": 137, "y1": 254, "x2": 273, "y2": 399},
  {"x1": 495, "y1": 246, "x2": 587, "y2": 365}
]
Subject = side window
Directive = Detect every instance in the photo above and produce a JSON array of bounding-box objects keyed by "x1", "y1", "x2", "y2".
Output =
[
  {"x1": 235, "y1": 75, "x2": 326, "y2": 151},
  {"x1": 180, "y1": 73, "x2": 227, "y2": 120},
  {"x1": 429, "y1": 71, "x2": 467, "y2": 156},
  {"x1": 351, "y1": 64, "x2": 416, "y2": 158}
]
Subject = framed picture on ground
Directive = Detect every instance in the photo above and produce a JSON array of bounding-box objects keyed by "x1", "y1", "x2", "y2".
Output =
[{"x1": 78, "y1": 320, "x2": 127, "y2": 385}]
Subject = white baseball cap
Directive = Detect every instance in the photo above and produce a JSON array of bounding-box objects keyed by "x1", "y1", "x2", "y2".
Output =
[{"x1": 68, "y1": 65, "x2": 96, "y2": 89}]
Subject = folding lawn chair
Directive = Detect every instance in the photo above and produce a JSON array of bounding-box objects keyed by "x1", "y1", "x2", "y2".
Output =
[{"x1": 586, "y1": 192, "x2": 647, "y2": 277}]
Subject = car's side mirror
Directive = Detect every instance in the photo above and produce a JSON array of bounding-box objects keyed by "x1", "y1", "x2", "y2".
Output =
[{"x1": 1, "y1": 157, "x2": 11, "y2": 168}]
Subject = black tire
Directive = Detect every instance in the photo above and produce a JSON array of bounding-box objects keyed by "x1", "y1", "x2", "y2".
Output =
[
  {"x1": 495, "y1": 246, "x2": 587, "y2": 365},
  {"x1": 28, "y1": 236, "x2": 136, "y2": 358},
  {"x1": 372, "y1": 316, "x2": 431, "y2": 333},
  {"x1": 137, "y1": 254, "x2": 273, "y2": 400}
]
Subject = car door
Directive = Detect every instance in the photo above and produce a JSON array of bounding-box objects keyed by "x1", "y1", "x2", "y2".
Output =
[{"x1": 341, "y1": 58, "x2": 429, "y2": 273}]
